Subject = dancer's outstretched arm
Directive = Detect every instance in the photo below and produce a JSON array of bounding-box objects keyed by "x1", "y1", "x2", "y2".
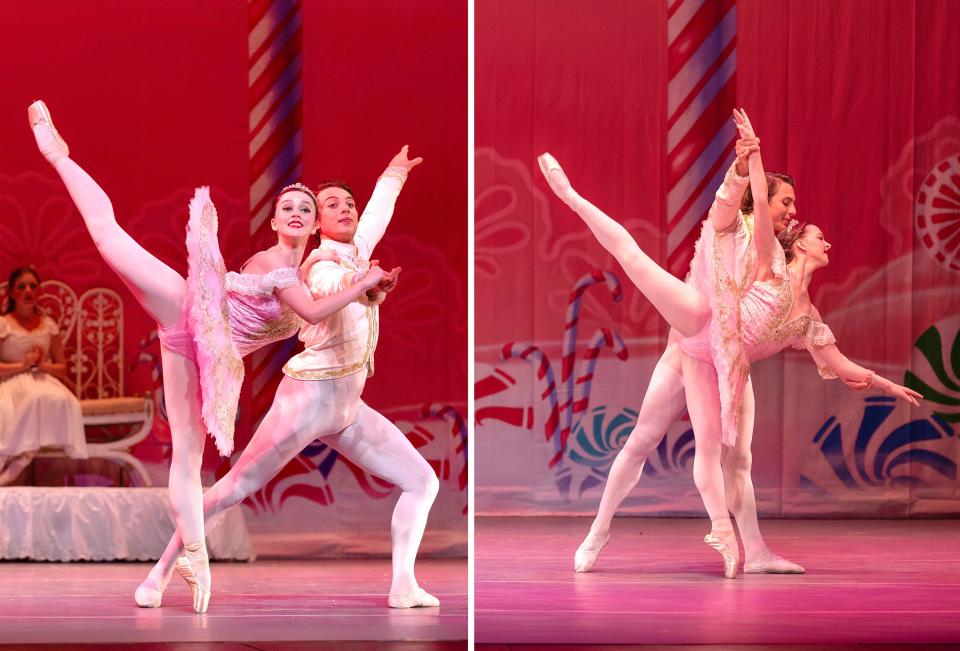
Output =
[
  {"x1": 811, "y1": 343, "x2": 921, "y2": 406},
  {"x1": 277, "y1": 265, "x2": 385, "y2": 324},
  {"x1": 538, "y1": 154, "x2": 708, "y2": 336},
  {"x1": 733, "y1": 109, "x2": 778, "y2": 281},
  {"x1": 355, "y1": 146, "x2": 422, "y2": 257}
]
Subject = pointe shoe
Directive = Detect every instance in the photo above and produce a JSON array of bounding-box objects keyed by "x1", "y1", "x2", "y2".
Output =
[
  {"x1": 134, "y1": 577, "x2": 164, "y2": 608},
  {"x1": 537, "y1": 153, "x2": 578, "y2": 207},
  {"x1": 745, "y1": 550, "x2": 805, "y2": 574},
  {"x1": 175, "y1": 542, "x2": 211, "y2": 614},
  {"x1": 537, "y1": 152, "x2": 561, "y2": 176},
  {"x1": 387, "y1": 587, "x2": 440, "y2": 609},
  {"x1": 27, "y1": 100, "x2": 69, "y2": 164},
  {"x1": 573, "y1": 530, "x2": 609, "y2": 573},
  {"x1": 704, "y1": 530, "x2": 740, "y2": 579}
]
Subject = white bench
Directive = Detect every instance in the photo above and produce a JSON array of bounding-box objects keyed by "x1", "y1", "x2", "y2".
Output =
[{"x1": 0, "y1": 280, "x2": 154, "y2": 486}]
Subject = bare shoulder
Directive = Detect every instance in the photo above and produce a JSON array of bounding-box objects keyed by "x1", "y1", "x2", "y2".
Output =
[{"x1": 241, "y1": 249, "x2": 284, "y2": 274}]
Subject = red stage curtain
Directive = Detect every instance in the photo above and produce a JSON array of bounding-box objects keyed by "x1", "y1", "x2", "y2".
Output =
[
  {"x1": 0, "y1": 0, "x2": 466, "y2": 555},
  {"x1": 476, "y1": 0, "x2": 960, "y2": 516}
]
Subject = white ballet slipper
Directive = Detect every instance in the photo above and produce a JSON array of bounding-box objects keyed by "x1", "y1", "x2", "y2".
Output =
[
  {"x1": 387, "y1": 587, "x2": 440, "y2": 608},
  {"x1": 573, "y1": 530, "x2": 610, "y2": 573}
]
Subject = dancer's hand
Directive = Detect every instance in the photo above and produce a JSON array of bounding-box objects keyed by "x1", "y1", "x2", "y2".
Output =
[
  {"x1": 388, "y1": 145, "x2": 423, "y2": 172},
  {"x1": 365, "y1": 261, "x2": 400, "y2": 297},
  {"x1": 23, "y1": 348, "x2": 43, "y2": 368},
  {"x1": 734, "y1": 136, "x2": 760, "y2": 176},
  {"x1": 873, "y1": 374, "x2": 923, "y2": 407},
  {"x1": 732, "y1": 108, "x2": 757, "y2": 141},
  {"x1": 299, "y1": 248, "x2": 341, "y2": 281},
  {"x1": 843, "y1": 375, "x2": 873, "y2": 391},
  {"x1": 359, "y1": 265, "x2": 386, "y2": 290},
  {"x1": 378, "y1": 266, "x2": 401, "y2": 293}
]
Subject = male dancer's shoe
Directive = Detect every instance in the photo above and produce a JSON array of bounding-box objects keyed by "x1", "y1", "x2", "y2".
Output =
[
  {"x1": 573, "y1": 529, "x2": 610, "y2": 573},
  {"x1": 176, "y1": 542, "x2": 212, "y2": 613},
  {"x1": 134, "y1": 576, "x2": 166, "y2": 608},
  {"x1": 745, "y1": 550, "x2": 805, "y2": 574},
  {"x1": 388, "y1": 586, "x2": 440, "y2": 608},
  {"x1": 704, "y1": 529, "x2": 739, "y2": 579},
  {"x1": 28, "y1": 100, "x2": 69, "y2": 164}
]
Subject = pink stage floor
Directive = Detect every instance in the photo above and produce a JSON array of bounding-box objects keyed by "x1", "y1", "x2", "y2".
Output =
[
  {"x1": 0, "y1": 558, "x2": 466, "y2": 647},
  {"x1": 475, "y1": 517, "x2": 960, "y2": 647}
]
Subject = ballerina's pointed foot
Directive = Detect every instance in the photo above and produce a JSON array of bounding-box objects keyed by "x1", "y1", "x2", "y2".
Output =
[
  {"x1": 27, "y1": 100, "x2": 69, "y2": 164},
  {"x1": 537, "y1": 152, "x2": 578, "y2": 205},
  {"x1": 387, "y1": 587, "x2": 440, "y2": 609},
  {"x1": 176, "y1": 542, "x2": 211, "y2": 614},
  {"x1": 573, "y1": 530, "x2": 610, "y2": 573},
  {"x1": 134, "y1": 577, "x2": 164, "y2": 608},
  {"x1": 744, "y1": 550, "x2": 805, "y2": 574},
  {"x1": 704, "y1": 530, "x2": 740, "y2": 579}
]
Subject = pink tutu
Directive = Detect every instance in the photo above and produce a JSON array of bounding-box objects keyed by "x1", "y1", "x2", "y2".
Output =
[{"x1": 183, "y1": 188, "x2": 302, "y2": 456}]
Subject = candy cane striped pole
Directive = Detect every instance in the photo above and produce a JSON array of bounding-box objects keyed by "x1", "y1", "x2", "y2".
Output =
[
  {"x1": 665, "y1": 0, "x2": 737, "y2": 277},
  {"x1": 421, "y1": 403, "x2": 468, "y2": 513},
  {"x1": 559, "y1": 271, "x2": 622, "y2": 450},
  {"x1": 573, "y1": 327, "x2": 629, "y2": 417},
  {"x1": 247, "y1": 0, "x2": 305, "y2": 426},
  {"x1": 500, "y1": 343, "x2": 564, "y2": 470}
]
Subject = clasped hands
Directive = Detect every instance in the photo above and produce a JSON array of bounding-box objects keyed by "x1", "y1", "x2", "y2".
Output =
[{"x1": 299, "y1": 248, "x2": 401, "y2": 298}]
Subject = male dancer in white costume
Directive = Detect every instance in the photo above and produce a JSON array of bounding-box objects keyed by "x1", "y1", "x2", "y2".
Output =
[{"x1": 137, "y1": 147, "x2": 441, "y2": 609}]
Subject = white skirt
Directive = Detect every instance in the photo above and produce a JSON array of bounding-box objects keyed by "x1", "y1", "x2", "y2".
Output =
[{"x1": 0, "y1": 371, "x2": 87, "y2": 459}]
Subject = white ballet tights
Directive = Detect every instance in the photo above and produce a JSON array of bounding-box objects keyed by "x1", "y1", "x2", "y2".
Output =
[
  {"x1": 587, "y1": 341, "x2": 775, "y2": 559},
  {"x1": 682, "y1": 353, "x2": 732, "y2": 532},
  {"x1": 40, "y1": 137, "x2": 207, "y2": 550},
  {"x1": 145, "y1": 373, "x2": 439, "y2": 596},
  {"x1": 546, "y1": 172, "x2": 709, "y2": 338}
]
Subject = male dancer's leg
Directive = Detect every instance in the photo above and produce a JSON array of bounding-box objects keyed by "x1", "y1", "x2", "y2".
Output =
[
  {"x1": 138, "y1": 372, "x2": 365, "y2": 596},
  {"x1": 574, "y1": 341, "x2": 687, "y2": 572},
  {"x1": 724, "y1": 379, "x2": 804, "y2": 573},
  {"x1": 323, "y1": 404, "x2": 439, "y2": 601}
]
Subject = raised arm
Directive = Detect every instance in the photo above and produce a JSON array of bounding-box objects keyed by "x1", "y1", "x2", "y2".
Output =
[
  {"x1": 355, "y1": 145, "x2": 422, "y2": 257},
  {"x1": 733, "y1": 109, "x2": 778, "y2": 280},
  {"x1": 708, "y1": 141, "x2": 754, "y2": 231},
  {"x1": 277, "y1": 265, "x2": 385, "y2": 325}
]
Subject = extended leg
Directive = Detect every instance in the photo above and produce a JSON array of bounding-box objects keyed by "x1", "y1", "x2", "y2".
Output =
[
  {"x1": 32, "y1": 113, "x2": 186, "y2": 326},
  {"x1": 323, "y1": 404, "x2": 440, "y2": 607},
  {"x1": 575, "y1": 342, "x2": 687, "y2": 572},
  {"x1": 539, "y1": 155, "x2": 709, "y2": 336}
]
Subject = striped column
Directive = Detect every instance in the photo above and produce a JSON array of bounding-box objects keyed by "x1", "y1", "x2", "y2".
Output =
[
  {"x1": 248, "y1": 0, "x2": 305, "y2": 424},
  {"x1": 665, "y1": 0, "x2": 737, "y2": 277}
]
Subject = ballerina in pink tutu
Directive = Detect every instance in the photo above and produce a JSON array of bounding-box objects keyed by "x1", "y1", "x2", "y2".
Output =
[
  {"x1": 539, "y1": 108, "x2": 921, "y2": 577},
  {"x1": 29, "y1": 100, "x2": 388, "y2": 612}
]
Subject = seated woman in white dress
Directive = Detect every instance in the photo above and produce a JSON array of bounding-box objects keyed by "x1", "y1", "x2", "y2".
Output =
[{"x1": 0, "y1": 266, "x2": 86, "y2": 483}]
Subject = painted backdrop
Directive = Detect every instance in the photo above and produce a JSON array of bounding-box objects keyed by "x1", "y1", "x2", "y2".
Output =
[
  {"x1": 476, "y1": 0, "x2": 960, "y2": 516},
  {"x1": 0, "y1": 0, "x2": 467, "y2": 556}
]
